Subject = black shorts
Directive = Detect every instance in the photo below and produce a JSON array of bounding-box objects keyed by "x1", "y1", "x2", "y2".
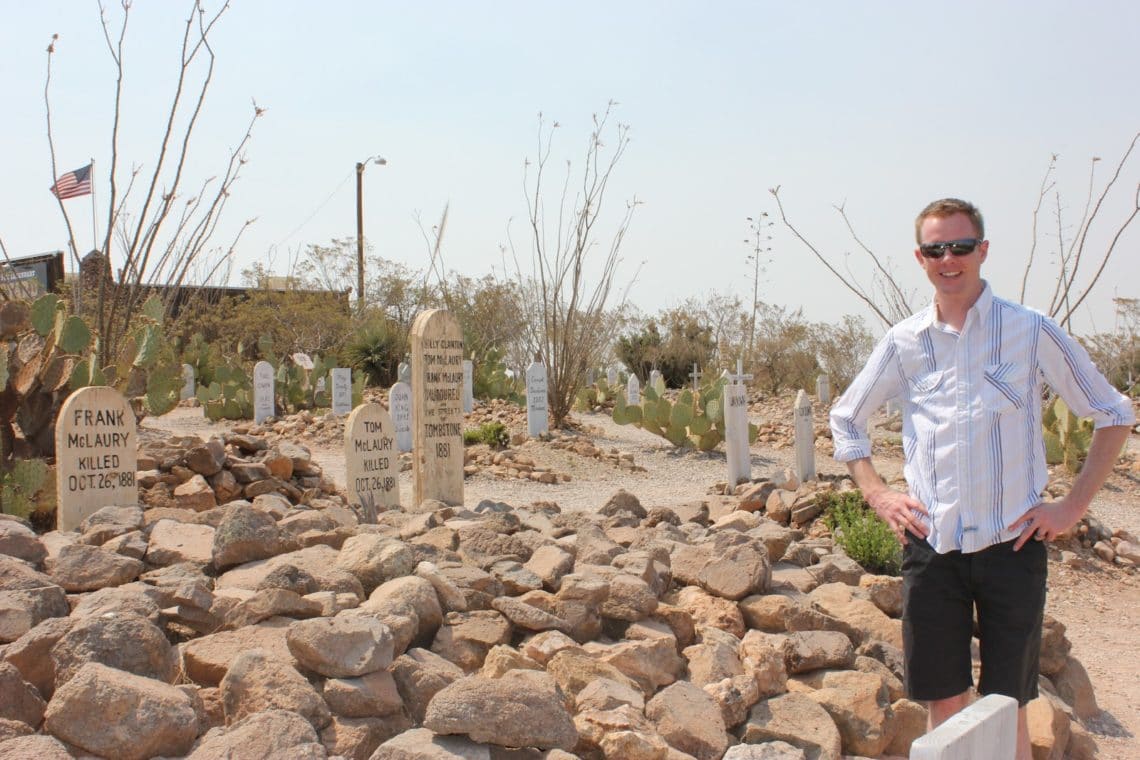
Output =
[{"x1": 901, "y1": 532, "x2": 1047, "y2": 706}]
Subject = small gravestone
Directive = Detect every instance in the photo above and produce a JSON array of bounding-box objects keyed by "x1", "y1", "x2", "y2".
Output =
[
  {"x1": 910, "y1": 694, "x2": 1017, "y2": 759},
  {"x1": 816, "y1": 373, "x2": 830, "y2": 406},
  {"x1": 411, "y1": 309, "x2": 465, "y2": 506},
  {"x1": 626, "y1": 374, "x2": 640, "y2": 406},
  {"x1": 649, "y1": 369, "x2": 663, "y2": 394},
  {"x1": 586, "y1": 368, "x2": 596, "y2": 386},
  {"x1": 292, "y1": 352, "x2": 314, "y2": 370},
  {"x1": 689, "y1": 363, "x2": 702, "y2": 391},
  {"x1": 253, "y1": 360, "x2": 275, "y2": 424},
  {"x1": 331, "y1": 368, "x2": 352, "y2": 415},
  {"x1": 180, "y1": 364, "x2": 195, "y2": 401},
  {"x1": 794, "y1": 389, "x2": 816, "y2": 482},
  {"x1": 724, "y1": 360, "x2": 753, "y2": 486},
  {"x1": 526, "y1": 358, "x2": 549, "y2": 437},
  {"x1": 389, "y1": 381, "x2": 413, "y2": 452},
  {"x1": 397, "y1": 361, "x2": 411, "y2": 384},
  {"x1": 461, "y1": 359, "x2": 474, "y2": 413},
  {"x1": 315, "y1": 376, "x2": 327, "y2": 396},
  {"x1": 345, "y1": 403, "x2": 400, "y2": 517},
  {"x1": 607, "y1": 366, "x2": 618, "y2": 386},
  {"x1": 55, "y1": 387, "x2": 138, "y2": 532}
]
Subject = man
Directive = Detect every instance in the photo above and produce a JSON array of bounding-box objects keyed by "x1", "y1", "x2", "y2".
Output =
[{"x1": 830, "y1": 198, "x2": 1133, "y2": 759}]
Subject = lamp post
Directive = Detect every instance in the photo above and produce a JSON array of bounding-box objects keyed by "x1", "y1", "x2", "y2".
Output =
[{"x1": 355, "y1": 155, "x2": 387, "y2": 312}]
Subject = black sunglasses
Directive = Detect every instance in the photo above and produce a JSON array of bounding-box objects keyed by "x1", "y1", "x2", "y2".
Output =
[{"x1": 919, "y1": 238, "x2": 982, "y2": 259}]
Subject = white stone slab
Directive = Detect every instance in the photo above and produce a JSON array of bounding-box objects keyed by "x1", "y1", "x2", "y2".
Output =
[
  {"x1": 626, "y1": 375, "x2": 640, "y2": 406},
  {"x1": 345, "y1": 403, "x2": 400, "y2": 516},
  {"x1": 411, "y1": 309, "x2": 465, "y2": 506},
  {"x1": 389, "y1": 381, "x2": 413, "y2": 452},
  {"x1": 586, "y1": 368, "x2": 596, "y2": 386},
  {"x1": 724, "y1": 381, "x2": 750, "y2": 486},
  {"x1": 649, "y1": 369, "x2": 664, "y2": 396},
  {"x1": 292, "y1": 352, "x2": 314, "y2": 370},
  {"x1": 526, "y1": 361, "x2": 549, "y2": 437},
  {"x1": 55, "y1": 387, "x2": 138, "y2": 532},
  {"x1": 331, "y1": 367, "x2": 352, "y2": 415},
  {"x1": 253, "y1": 360, "x2": 275, "y2": 424},
  {"x1": 180, "y1": 364, "x2": 195, "y2": 401},
  {"x1": 397, "y1": 361, "x2": 411, "y2": 384},
  {"x1": 910, "y1": 694, "x2": 1018, "y2": 759},
  {"x1": 794, "y1": 389, "x2": 816, "y2": 482},
  {"x1": 607, "y1": 367, "x2": 618, "y2": 386},
  {"x1": 816, "y1": 373, "x2": 830, "y2": 406},
  {"x1": 462, "y1": 359, "x2": 473, "y2": 413}
]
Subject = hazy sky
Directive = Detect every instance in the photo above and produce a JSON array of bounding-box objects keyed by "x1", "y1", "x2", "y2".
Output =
[{"x1": 2, "y1": 0, "x2": 1138, "y2": 337}]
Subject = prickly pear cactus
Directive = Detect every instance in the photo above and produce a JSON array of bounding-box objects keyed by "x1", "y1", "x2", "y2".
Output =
[
  {"x1": 613, "y1": 377, "x2": 757, "y2": 450},
  {"x1": 1042, "y1": 396, "x2": 1094, "y2": 474}
]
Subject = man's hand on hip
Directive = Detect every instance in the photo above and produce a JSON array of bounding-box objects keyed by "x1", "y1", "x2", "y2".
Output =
[
  {"x1": 866, "y1": 487, "x2": 930, "y2": 546},
  {"x1": 1008, "y1": 498, "x2": 1085, "y2": 551}
]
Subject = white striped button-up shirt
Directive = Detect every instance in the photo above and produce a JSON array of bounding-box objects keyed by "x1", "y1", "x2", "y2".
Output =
[{"x1": 830, "y1": 283, "x2": 1135, "y2": 554}]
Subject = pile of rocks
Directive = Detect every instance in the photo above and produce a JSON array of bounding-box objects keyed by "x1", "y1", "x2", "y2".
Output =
[
  {"x1": 467, "y1": 399, "x2": 530, "y2": 435},
  {"x1": 547, "y1": 433, "x2": 643, "y2": 472},
  {"x1": 464, "y1": 448, "x2": 573, "y2": 485},
  {"x1": 0, "y1": 444, "x2": 1098, "y2": 760}
]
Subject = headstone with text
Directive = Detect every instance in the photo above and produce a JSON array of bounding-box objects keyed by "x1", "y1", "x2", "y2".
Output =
[
  {"x1": 910, "y1": 694, "x2": 1017, "y2": 759},
  {"x1": 626, "y1": 374, "x2": 640, "y2": 406},
  {"x1": 724, "y1": 360, "x2": 753, "y2": 486},
  {"x1": 345, "y1": 402, "x2": 400, "y2": 516},
  {"x1": 389, "y1": 381, "x2": 413, "y2": 452},
  {"x1": 331, "y1": 368, "x2": 352, "y2": 415},
  {"x1": 462, "y1": 359, "x2": 474, "y2": 413},
  {"x1": 816, "y1": 373, "x2": 831, "y2": 406},
  {"x1": 794, "y1": 389, "x2": 816, "y2": 482},
  {"x1": 55, "y1": 387, "x2": 138, "y2": 532},
  {"x1": 253, "y1": 360, "x2": 275, "y2": 424},
  {"x1": 411, "y1": 309, "x2": 465, "y2": 506},
  {"x1": 526, "y1": 359, "x2": 549, "y2": 437},
  {"x1": 607, "y1": 367, "x2": 618, "y2": 386},
  {"x1": 180, "y1": 364, "x2": 195, "y2": 401}
]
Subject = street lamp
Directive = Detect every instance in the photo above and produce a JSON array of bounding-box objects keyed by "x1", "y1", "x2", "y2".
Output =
[{"x1": 356, "y1": 155, "x2": 387, "y2": 312}]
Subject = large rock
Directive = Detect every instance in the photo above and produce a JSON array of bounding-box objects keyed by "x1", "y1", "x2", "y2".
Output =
[
  {"x1": 219, "y1": 648, "x2": 331, "y2": 728},
  {"x1": 784, "y1": 631, "x2": 855, "y2": 674},
  {"x1": 808, "y1": 582, "x2": 902, "y2": 649},
  {"x1": 0, "y1": 733, "x2": 79, "y2": 759},
  {"x1": 588, "y1": 634, "x2": 685, "y2": 694},
  {"x1": 212, "y1": 505, "x2": 291, "y2": 570},
  {"x1": 371, "y1": 727, "x2": 492, "y2": 759},
  {"x1": 723, "y1": 743, "x2": 807, "y2": 759},
  {"x1": 217, "y1": 545, "x2": 364, "y2": 598},
  {"x1": 739, "y1": 630, "x2": 791, "y2": 698},
  {"x1": 337, "y1": 535, "x2": 416, "y2": 594},
  {"x1": 741, "y1": 692, "x2": 842, "y2": 760},
  {"x1": 431, "y1": 610, "x2": 512, "y2": 672},
  {"x1": 1027, "y1": 691, "x2": 1071, "y2": 760},
  {"x1": 45, "y1": 543, "x2": 143, "y2": 591},
  {"x1": 364, "y1": 575, "x2": 444, "y2": 643},
  {"x1": 545, "y1": 647, "x2": 641, "y2": 700},
  {"x1": 146, "y1": 519, "x2": 215, "y2": 566},
  {"x1": 670, "y1": 585, "x2": 745, "y2": 638},
  {"x1": 43, "y1": 662, "x2": 198, "y2": 760},
  {"x1": 324, "y1": 669, "x2": 404, "y2": 718},
  {"x1": 390, "y1": 648, "x2": 466, "y2": 723},
  {"x1": 175, "y1": 474, "x2": 219, "y2": 511},
  {"x1": 0, "y1": 661, "x2": 45, "y2": 727},
  {"x1": 186, "y1": 708, "x2": 322, "y2": 759},
  {"x1": 423, "y1": 671, "x2": 578, "y2": 751},
  {"x1": 645, "y1": 680, "x2": 730, "y2": 760},
  {"x1": 0, "y1": 585, "x2": 69, "y2": 643},
  {"x1": 77, "y1": 505, "x2": 145, "y2": 545},
  {"x1": 796, "y1": 669, "x2": 894, "y2": 757},
  {"x1": 699, "y1": 542, "x2": 771, "y2": 601},
  {"x1": 51, "y1": 612, "x2": 177, "y2": 687},
  {"x1": 0, "y1": 521, "x2": 46, "y2": 565},
  {"x1": 287, "y1": 615, "x2": 395, "y2": 677},
  {"x1": 1052, "y1": 655, "x2": 1098, "y2": 719},
  {"x1": 321, "y1": 714, "x2": 411, "y2": 760},
  {"x1": 1, "y1": 616, "x2": 72, "y2": 697},
  {"x1": 180, "y1": 617, "x2": 295, "y2": 686}
]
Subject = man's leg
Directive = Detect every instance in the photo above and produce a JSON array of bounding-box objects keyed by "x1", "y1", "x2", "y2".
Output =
[
  {"x1": 927, "y1": 689, "x2": 971, "y2": 730},
  {"x1": 1017, "y1": 706, "x2": 1031, "y2": 760}
]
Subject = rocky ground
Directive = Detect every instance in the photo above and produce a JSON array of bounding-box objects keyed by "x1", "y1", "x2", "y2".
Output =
[{"x1": 0, "y1": 391, "x2": 1136, "y2": 759}]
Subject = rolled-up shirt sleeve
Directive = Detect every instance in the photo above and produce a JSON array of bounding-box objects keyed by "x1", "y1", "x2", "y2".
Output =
[
  {"x1": 830, "y1": 332, "x2": 905, "y2": 462},
  {"x1": 1037, "y1": 317, "x2": 1136, "y2": 429}
]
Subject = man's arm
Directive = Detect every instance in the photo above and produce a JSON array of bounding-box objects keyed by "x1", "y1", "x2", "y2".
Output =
[
  {"x1": 1009, "y1": 424, "x2": 1131, "y2": 550},
  {"x1": 846, "y1": 457, "x2": 929, "y2": 545}
]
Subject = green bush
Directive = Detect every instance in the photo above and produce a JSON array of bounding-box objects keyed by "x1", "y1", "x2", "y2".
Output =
[
  {"x1": 820, "y1": 489, "x2": 902, "y2": 576},
  {"x1": 344, "y1": 318, "x2": 407, "y2": 387},
  {"x1": 462, "y1": 421, "x2": 509, "y2": 448}
]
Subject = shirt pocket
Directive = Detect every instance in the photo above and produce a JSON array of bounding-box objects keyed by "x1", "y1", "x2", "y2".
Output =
[
  {"x1": 908, "y1": 369, "x2": 945, "y2": 401},
  {"x1": 981, "y1": 362, "x2": 1026, "y2": 413}
]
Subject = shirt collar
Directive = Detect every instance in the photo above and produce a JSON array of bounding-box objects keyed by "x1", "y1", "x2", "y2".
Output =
[{"x1": 919, "y1": 280, "x2": 993, "y2": 333}]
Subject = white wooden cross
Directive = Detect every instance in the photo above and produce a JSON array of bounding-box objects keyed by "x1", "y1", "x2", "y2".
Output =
[
  {"x1": 689, "y1": 363, "x2": 703, "y2": 391},
  {"x1": 728, "y1": 359, "x2": 753, "y2": 385}
]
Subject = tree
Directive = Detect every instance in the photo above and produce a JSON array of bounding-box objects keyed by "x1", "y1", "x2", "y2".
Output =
[
  {"x1": 45, "y1": 1, "x2": 262, "y2": 367},
  {"x1": 507, "y1": 102, "x2": 639, "y2": 426}
]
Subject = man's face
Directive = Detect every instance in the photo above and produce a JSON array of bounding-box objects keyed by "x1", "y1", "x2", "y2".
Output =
[{"x1": 914, "y1": 212, "x2": 988, "y2": 302}]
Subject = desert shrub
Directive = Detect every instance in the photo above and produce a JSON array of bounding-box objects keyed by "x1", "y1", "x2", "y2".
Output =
[
  {"x1": 820, "y1": 489, "x2": 902, "y2": 576},
  {"x1": 473, "y1": 348, "x2": 524, "y2": 404},
  {"x1": 463, "y1": 421, "x2": 509, "y2": 448},
  {"x1": 616, "y1": 309, "x2": 715, "y2": 387},
  {"x1": 344, "y1": 318, "x2": 407, "y2": 387},
  {"x1": 812, "y1": 314, "x2": 875, "y2": 395},
  {"x1": 750, "y1": 303, "x2": 820, "y2": 394}
]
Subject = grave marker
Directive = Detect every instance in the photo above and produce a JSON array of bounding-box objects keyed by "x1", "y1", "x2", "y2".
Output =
[
  {"x1": 398, "y1": 361, "x2": 411, "y2": 384},
  {"x1": 253, "y1": 360, "x2": 275, "y2": 424},
  {"x1": 389, "y1": 382, "x2": 413, "y2": 452},
  {"x1": 180, "y1": 364, "x2": 195, "y2": 401},
  {"x1": 689, "y1": 363, "x2": 702, "y2": 391},
  {"x1": 816, "y1": 373, "x2": 830, "y2": 406},
  {"x1": 411, "y1": 309, "x2": 465, "y2": 506},
  {"x1": 462, "y1": 359, "x2": 474, "y2": 413},
  {"x1": 649, "y1": 369, "x2": 663, "y2": 395},
  {"x1": 725, "y1": 360, "x2": 754, "y2": 486},
  {"x1": 55, "y1": 387, "x2": 138, "y2": 532},
  {"x1": 607, "y1": 366, "x2": 618, "y2": 386},
  {"x1": 526, "y1": 358, "x2": 549, "y2": 437},
  {"x1": 331, "y1": 368, "x2": 352, "y2": 415},
  {"x1": 345, "y1": 402, "x2": 400, "y2": 517},
  {"x1": 315, "y1": 376, "x2": 327, "y2": 396},
  {"x1": 794, "y1": 389, "x2": 816, "y2": 482},
  {"x1": 626, "y1": 374, "x2": 640, "y2": 406},
  {"x1": 292, "y1": 352, "x2": 314, "y2": 370},
  {"x1": 586, "y1": 368, "x2": 596, "y2": 386},
  {"x1": 910, "y1": 694, "x2": 1017, "y2": 759}
]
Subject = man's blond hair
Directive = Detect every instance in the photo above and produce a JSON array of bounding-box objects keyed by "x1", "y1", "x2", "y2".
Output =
[{"x1": 915, "y1": 198, "x2": 984, "y2": 243}]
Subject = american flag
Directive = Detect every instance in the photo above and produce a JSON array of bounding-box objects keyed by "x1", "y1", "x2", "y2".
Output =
[{"x1": 49, "y1": 163, "x2": 93, "y2": 200}]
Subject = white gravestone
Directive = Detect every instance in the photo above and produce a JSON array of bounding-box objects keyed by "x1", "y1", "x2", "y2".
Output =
[
  {"x1": 389, "y1": 381, "x2": 413, "y2": 452},
  {"x1": 292, "y1": 352, "x2": 314, "y2": 370},
  {"x1": 607, "y1": 367, "x2": 618, "y2": 386},
  {"x1": 910, "y1": 694, "x2": 1017, "y2": 759},
  {"x1": 794, "y1": 389, "x2": 816, "y2": 482},
  {"x1": 397, "y1": 361, "x2": 411, "y2": 384},
  {"x1": 816, "y1": 373, "x2": 830, "y2": 406},
  {"x1": 345, "y1": 403, "x2": 400, "y2": 516},
  {"x1": 315, "y1": 376, "x2": 326, "y2": 396},
  {"x1": 55, "y1": 387, "x2": 138, "y2": 532},
  {"x1": 526, "y1": 360, "x2": 549, "y2": 437},
  {"x1": 411, "y1": 309, "x2": 465, "y2": 506},
  {"x1": 626, "y1": 374, "x2": 640, "y2": 406},
  {"x1": 331, "y1": 368, "x2": 352, "y2": 415},
  {"x1": 461, "y1": 359, "x2": 473, "y2": 413},
  {"x1": 253, "y1": 360, "x2": 275, "y2": 424},
  {"x1": 649, "y1": 369, "x2": 663, "y2": 394},
  {"x1": 586, "y1": 368, "x2": 596, "y2": 386},
  {"x1": 180, "y1": 364, "x2": 195, "y2": 401},
  {"x1": 724, "y1": 360, "x2": 753, "y2": 486}
]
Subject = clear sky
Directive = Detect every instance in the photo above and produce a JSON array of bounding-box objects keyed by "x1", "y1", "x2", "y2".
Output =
[{"x1": 2, "y1": 0, "x2": 1138, "y2": 337}]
